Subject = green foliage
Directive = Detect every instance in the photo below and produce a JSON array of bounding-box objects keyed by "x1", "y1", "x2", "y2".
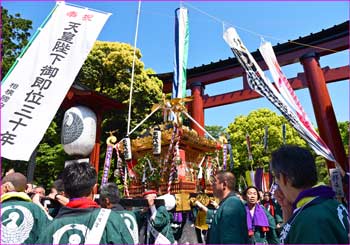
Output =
[
  {"x1": 205, "y1": 125, "x2": 226, "y2": 139},
  {"x1": 35, "y1": 143, "x2": 65, "y2": 188},
  {"x1": 315, "y1": 156, "x2": 330, "y2": 185},
  {"x1": 2, "y1": 29, "x2": 164, "y2": 188},
  {"x1": 134, "y1": 155, "x2": 162, "y2": 184},
  {"x1": 75, "y1": 41, "x2": 164, "y2": 183},
  {"x1": 3, "y1": 7, "x2": 347, "y2": 191},
  {"x1": 338, "y1": 121, "x2": 349, "y2": 155},
  {"x1": 227, "y1": 108, "x2": 307, "y2": 178},
  {"x1": 1, "y1": 7, "x2": 32, "y2": 78},
  {"x1": 76, "y1": 41, "x2": 164, "y2": 141},
  {"x1": 314, "y1": 121, "x2": 349, "y2": 184},
  {"x1": 34, "y1": 117, "x2": 67, "y2": 188}
]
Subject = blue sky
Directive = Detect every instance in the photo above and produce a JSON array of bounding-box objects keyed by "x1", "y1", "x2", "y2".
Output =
[{"x1": 2, "y1": 1, "x2": 349, "y2": 128}]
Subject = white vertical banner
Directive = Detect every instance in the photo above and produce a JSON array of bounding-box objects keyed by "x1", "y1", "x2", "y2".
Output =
[
  {"x1": 259, "y1": 41, "x2": 334, "y2": 159},
  {"x1": 223, "y1": 27, "x2": 335, "y2": 162},
  {"x1": 1, "y1": 2, "x2": 111, "y2": 161}
]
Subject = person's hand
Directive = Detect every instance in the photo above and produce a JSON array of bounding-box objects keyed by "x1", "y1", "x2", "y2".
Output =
[
  {"x1": 48, "y1": 192, "x2": 56, "y2": 200},
  {"x1": 146, "y1": 195, "x2": 156, "y2": 207},
  {"x1": 210, "y1": 200, "x2": 219, "y2": 209},
  {"x1": 195, "y1": 200, "x2": 208, "y2": 213},
  {"x1": 274, "y1": 187, "x2": 293, "y2": 222},
  {"x1": 32, "y1": 193, "x2": 41, "y2": 204}
]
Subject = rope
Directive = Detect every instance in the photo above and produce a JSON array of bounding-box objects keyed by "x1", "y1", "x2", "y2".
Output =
[
  {"x1": 182, "y1": 111, "x2": 218, "y2": 142},
  {"x1": 115, "y1": 143, "x2": 123, "y2": 171},
  {"x1": 167, "y1": 125, "x2": 179, "y2": 194},
  {"x1": 124, "y1": 166, "x2": 130, "y2": 197},
  {"x1": 162, "y1": 125, "x2": 177, "y2": 174},
  {"x1": 127, "y1": 0, "x2": 142, "y2": 135},
  {"x1": 184, "y1": 2, "x2": 338, "y2": 53},
  {"x1": 128, "y1": 105, "x2": 161, "y2": 135}
]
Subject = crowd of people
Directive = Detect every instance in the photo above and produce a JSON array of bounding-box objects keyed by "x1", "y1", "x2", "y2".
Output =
[{"x1": 1, "y1": 145, "x2": 349, "y2": 244}]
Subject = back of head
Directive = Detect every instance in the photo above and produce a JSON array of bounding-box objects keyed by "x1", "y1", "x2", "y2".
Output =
[
  {"x1": 62, "y1": 161, "x2": 97, "y2": 198},
  {"x1": 2, "y1": 172, "x2": 27, "y2": 192},
  {"x1": 53, "y1": 179, "x2": 65, "y2": 193},
  {"x1": 216, "y1": 171, "x2": 236, "y2": 191},
  {"x1": 99, "y1": 182, "x2": 120, "y2": 205},
  {"x1": 271, "y1": 145, "x2": 317, "y2": 188}
]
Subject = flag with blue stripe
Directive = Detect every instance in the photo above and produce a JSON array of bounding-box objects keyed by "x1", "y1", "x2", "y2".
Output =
[{"x1": 173, "y1": 7, "x2": 189, "y2": 99}]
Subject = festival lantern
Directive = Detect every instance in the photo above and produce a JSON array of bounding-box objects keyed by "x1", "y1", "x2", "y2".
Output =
[
  {"x1": 153, "y1": 126, "x2": 162, "y2": 155},
  {"x1": 123, "y1": 137, "x2": 132, "y2": 161},
  {"x1": 61, "y1": 106, "x2": 96, "y2": 156}
]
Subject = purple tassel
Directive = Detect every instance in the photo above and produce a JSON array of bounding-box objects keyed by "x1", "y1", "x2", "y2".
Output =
[
  {"x1": 254, "y1": 168, "x2": 263, "y2": 191},
  {"x1": 173, "y1": 211, "x2": 183, "y2": 223}
]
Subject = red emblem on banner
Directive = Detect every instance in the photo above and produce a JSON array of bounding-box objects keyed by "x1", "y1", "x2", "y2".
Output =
[
  {"x1": 66, "y1": 11, "x2": 78, "y2": 17},
  {"x1": 82, "y1": 14, "x2": 94, "y2": 21}
]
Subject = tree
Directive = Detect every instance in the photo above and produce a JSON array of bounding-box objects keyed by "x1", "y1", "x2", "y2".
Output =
[
  {"x1": 338, "y1": 121, "x2": 349, "y2": 155},
  {"x1": 1, "y1": 7, "x2": 32, "y2": 78},
  {"x1": 34, "y1": 115, "x2": 66, "y2": 188},
  {"x1": 205, "y1": 125, "x2": 226, "y2": 139},
  {"x1": 226, "y1": 108, "x2": 306, "y2": 178},
  {"x1": 76, "y1": 41, "x2": 164, "y2": 140},
  {"x1": 2, "y1": 39, "x2": 164, "y2": 189}
]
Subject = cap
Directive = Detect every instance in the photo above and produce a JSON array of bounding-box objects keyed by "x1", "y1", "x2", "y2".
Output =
[{"x1": 143, "y1": 190, "x2": 157, "y2": 197}]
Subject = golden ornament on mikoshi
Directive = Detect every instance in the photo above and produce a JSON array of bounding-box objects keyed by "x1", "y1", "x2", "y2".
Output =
[
  {"x1": 152, "y1": 95, "x2": 194, "y2": 126},
  {"x1": 106, "y1": 130, "x2": 117, "y2": 146}
]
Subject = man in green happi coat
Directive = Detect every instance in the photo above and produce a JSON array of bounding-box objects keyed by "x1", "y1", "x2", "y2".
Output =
[
  {"x1": 1, "y1": 172, "x2": 51, "y2": 244},
  {"x1": 36, "y1": 161, "x2": 135, "y2": 244},
  {"x1": 199, "y1": 171, "x2": 249, "y2": 244},
  {"x1": 138, "y1": 190, "x2": 175, "y2": 244},
  {"x1": 271, "y1": 145, "x2": 349, "y2": 244}
]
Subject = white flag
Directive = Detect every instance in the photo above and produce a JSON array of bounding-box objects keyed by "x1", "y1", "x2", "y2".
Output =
[
  {"x1": 259, "y1": 41, "x2": 334, "y2": 160},
  {"x1": 1, "y1": 2, "x2": 111, "y2": 161},
  {"x1": 223, "y1": 27, "x2": 335, "y2": 161}
]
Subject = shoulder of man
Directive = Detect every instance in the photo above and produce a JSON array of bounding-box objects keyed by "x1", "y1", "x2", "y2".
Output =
[
  {"x1": 223, "y1": 195, "x2": 246, "y2": 209},
  {"x1": 2, "y1": 200, "x2": 51, "y2": 243},
  {"x1": 299, "y1": 198, "x2": 343, "y2": 217},
  {"x1": 4, "y1": 199, "x2": 50, "y2": 220},
  {"x1": 36, "y1": 208, "x2": 134, "y2": 244},
  {"x1": 108, "y1": 210, "x2": 139, "y2": 244},
  {"x1": 286, "y1": 199, "x2": 348, "y2": 244}
]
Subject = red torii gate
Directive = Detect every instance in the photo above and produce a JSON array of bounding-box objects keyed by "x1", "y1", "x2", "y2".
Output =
[{"x1": 157, "y1": 21, "x2": 349, "y2": 174}]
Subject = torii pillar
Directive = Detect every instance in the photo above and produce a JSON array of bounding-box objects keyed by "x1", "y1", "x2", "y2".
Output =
[
  {"x1": 190, "y1": 81, "x2": 205, "y2": 136},
  {"x1": 300, "y1": 52, "x2": 348, "y2": 173}
]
